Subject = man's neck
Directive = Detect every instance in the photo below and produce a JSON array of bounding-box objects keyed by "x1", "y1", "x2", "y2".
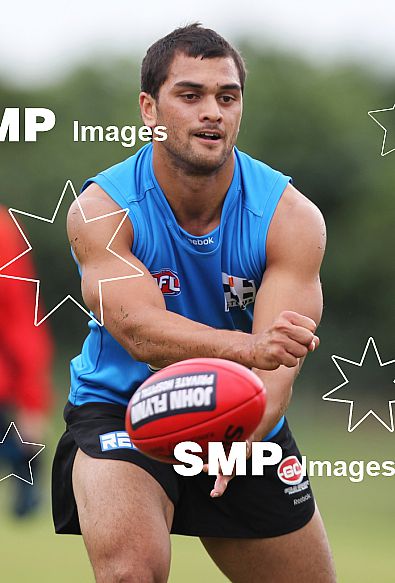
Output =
[{"x1": 152, "y1": 147, "x2": 235, "y2": 236}]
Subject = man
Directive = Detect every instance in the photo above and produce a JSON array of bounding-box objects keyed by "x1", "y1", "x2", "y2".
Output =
[
  {"x1": 0, "y1": 206, "x2": 53, "y2": 516},
  {"x1": 52, "y1": 24, "x2": 336, "y2": 583}
]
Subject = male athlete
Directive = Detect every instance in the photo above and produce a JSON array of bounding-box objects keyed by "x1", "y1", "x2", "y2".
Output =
[{"x1": 52, "y1": 24, "x2": 336, "y2": 583}]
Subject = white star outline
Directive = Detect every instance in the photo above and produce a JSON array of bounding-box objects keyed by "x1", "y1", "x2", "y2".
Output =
[
  {"x1": 0, "y1": 180, "x2": 144, "y2": 326},
  {"x1": 322, "y1": 337, "x2": 395, "y2": 432},
  {"x1": 0, "y1": 422, "x2": 45, "y2": 485},
  {"x1": 368, "y1": 104, "x2": 395, "y2": 156}
]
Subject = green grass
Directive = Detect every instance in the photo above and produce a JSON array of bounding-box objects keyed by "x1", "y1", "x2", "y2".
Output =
[
  {"x1": 0, "y1": 391, "x2": 394, "y2": 582},
  {"x1": 0, "y1": 511, "x2": 226, "y2": 583}
]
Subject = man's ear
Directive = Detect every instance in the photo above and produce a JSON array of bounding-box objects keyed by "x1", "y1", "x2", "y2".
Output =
[{"x1": 139, "y1": 92, "x2": 158, "y2": 128}]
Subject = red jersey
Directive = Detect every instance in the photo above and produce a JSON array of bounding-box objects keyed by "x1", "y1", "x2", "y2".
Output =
[{"x1": 0, "y1": 206, "x2": 53, "y2": 412}]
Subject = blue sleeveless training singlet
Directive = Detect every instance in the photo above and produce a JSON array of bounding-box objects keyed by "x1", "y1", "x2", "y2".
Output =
[{"x1": 69, "y1": 143, "x2": 291, "y2": 440}]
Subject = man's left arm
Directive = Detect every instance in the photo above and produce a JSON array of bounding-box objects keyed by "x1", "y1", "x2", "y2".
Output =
[
  {"x1": 207, "y1": 184, "x2": 326, "y2": 497},
  {"x1": 250, "y1": 183, "x2": 326, "y2": 440}
]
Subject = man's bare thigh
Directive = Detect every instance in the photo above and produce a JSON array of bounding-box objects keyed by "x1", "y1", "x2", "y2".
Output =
[
  {"x1": 72, "y1": 448, "x2": 174, "y2": 583},
  {"x1": 201, "y1": 506, "x2": 336, "y2": 583}
]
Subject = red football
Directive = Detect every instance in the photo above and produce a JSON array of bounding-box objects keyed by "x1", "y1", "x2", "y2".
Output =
[{"x1": 125, "y1": 358, "x2": 266, "y2": 464}]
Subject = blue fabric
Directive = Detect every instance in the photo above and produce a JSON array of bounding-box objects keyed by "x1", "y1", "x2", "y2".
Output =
[{"x1": 69, "y1": 143, "x2": 291, "y2": 438}]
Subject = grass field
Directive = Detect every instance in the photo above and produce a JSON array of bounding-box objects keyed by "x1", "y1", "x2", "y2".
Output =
[{"x1": 0, "y1": 387, "x2": 393, "y2": 582}]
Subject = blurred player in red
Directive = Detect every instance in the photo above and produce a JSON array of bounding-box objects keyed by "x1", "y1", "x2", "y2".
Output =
[{"x1": 0, "y1": 205, "x2": 54, "y2": 516}]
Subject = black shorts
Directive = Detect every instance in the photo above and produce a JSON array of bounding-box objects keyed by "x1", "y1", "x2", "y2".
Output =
[{"x1": 52, "y1": 401, "x2": 315, "y2": 538}]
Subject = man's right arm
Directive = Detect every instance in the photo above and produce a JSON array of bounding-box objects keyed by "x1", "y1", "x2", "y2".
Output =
[{"x1": 68, "y1": 184, "x2": 317, "y2": 371}]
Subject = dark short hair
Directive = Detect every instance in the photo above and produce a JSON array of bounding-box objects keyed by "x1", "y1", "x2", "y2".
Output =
[{"x1": 141, "y1": 23, "x2": 247, "y2": 99}]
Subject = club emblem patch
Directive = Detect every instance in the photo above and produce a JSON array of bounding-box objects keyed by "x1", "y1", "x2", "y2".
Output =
[{"x1": 222, "y1": 272, "x2": 256, "y2": 311}]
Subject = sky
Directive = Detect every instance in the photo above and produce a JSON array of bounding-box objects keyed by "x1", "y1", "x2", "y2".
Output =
[{"x1": 1, "y1": 0, "x2": 395, "y2": 85}]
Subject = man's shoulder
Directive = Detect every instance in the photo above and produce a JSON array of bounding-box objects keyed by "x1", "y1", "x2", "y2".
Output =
[
  {"x1": 276, "y1": 183, "x2": 324, "y2": 226},
  {"x1": 81, "y1": 144, "x2": 153, "y2": 207},
  {"x1": 235, "y1": 148, "x2": 292, "y2": 216},
  {"x1": 267, "y1": 182, "x2": 326, "y2": 262}
]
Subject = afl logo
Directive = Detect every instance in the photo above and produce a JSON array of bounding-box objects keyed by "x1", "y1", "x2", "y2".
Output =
[
  {"x1": 277, "y1": 455, "x2": 303, "y2": 485},
  {"x1": 151, "y1": 269, "x2": 181, "y2": 296}
]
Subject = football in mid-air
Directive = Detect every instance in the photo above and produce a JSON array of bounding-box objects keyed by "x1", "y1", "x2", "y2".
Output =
[{"x1": 125, "y1": 358, "x2": 266, "y2": 463}]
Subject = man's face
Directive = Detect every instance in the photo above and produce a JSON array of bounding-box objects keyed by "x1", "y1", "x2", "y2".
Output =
[{"x1": 152, "y1": 53, "x2": 243, "y2": 175}]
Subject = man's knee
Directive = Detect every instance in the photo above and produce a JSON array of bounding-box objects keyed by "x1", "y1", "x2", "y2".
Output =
[
  {"x1": 87, "y1": 526, "x2": 171, "y2": 583},
  {"x1": 95, "y1": 556, "x2": 169, "y2": 583}
]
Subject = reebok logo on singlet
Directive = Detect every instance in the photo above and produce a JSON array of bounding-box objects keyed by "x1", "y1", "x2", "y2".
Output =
[{"x1": 187, "y1": 236, "x2": 214, "y2": 246}]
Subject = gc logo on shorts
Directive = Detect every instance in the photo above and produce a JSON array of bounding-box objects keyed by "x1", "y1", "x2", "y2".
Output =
[{"x1": 277, "y1": 455, "x2": 303, "y2": 485}]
